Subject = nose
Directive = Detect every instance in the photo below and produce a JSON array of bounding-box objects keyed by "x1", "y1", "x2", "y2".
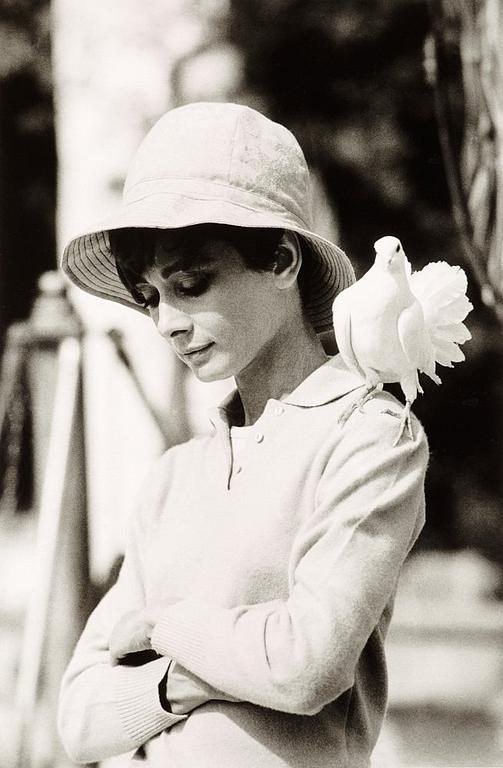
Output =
[{"x1": 155, "y1": 300, "x2": 193, "y2": 339}]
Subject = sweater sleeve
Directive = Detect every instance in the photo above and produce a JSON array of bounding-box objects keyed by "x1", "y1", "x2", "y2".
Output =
[
  {"x1": 58, "y1": 452, "x2": 244, "y2": 764},
  {"x1": 150, "y1": 409, "x2": 428, "y2": 716},
  {"x1": 57, "y1": 494, "x2": 187, "y2": 764}
]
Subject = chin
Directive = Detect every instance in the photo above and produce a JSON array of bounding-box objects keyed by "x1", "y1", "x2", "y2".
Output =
[
  {"x1": 189, "y1": 360, "x2": 235, "y2": 383},
  {"x1": 192, "y1": 369, "x2": 223, "y2": 383},
  {"x1": 186, "y1": 348, "x2": 249, "y2": 383}
]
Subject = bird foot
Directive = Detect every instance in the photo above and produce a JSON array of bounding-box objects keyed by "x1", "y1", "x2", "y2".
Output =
[
  {"x1": 392, "y1": 402, "x2": 414, "y2": 446},
  {"x1": 338, "y1": 385, "x2": 381, "y2": 428}
]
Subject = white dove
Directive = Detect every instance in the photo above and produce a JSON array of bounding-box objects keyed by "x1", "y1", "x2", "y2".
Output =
[{"x1": 332, "y1": 235, "x2": 473, "y2": 444}]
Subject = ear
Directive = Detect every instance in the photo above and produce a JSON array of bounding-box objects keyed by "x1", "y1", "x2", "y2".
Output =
[{"x1": 272, "y1": 231, "x2": 302, "y2": 289}]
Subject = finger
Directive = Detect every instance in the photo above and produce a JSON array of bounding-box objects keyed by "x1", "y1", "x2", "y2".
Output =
[{"x1": 109, "y1": 648, "x2": 123, "y2": 666}]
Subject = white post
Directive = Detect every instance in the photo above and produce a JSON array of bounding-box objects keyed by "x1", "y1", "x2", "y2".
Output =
[{"x1": 50, "y1": 0, "x2": 229, "y2": 582}]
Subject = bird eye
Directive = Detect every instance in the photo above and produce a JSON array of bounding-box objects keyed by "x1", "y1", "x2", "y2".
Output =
[{"x1": 395, "y1": 244, "x2": 400, "y2": 253}]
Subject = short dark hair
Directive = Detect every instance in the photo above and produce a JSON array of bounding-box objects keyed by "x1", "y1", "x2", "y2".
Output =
[{"x1": 109, "y1": 224, "x2": 311, "y2": 308}]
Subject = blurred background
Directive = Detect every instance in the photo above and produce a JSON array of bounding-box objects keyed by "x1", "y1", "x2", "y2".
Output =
[{"x1": 0, "y1": 0, "x2": 502, "y2": 766}]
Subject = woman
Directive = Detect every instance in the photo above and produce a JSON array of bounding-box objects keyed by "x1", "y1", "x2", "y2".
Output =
[{"x1": 58, "y1": 102, "x2": 428, "y2": 767}]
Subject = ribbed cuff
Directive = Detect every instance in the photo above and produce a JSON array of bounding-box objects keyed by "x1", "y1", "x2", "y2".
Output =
[
  {"x1": 150, "y1": 599, "x2": 284, "y2": 711},
  {"x1": 150, "y1": 600, "x2": 219, "y2": 674},
  {"x1": 114, "y1": 656, "x2": 186, "y2": 742}
]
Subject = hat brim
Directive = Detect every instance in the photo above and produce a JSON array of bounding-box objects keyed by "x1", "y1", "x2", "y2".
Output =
[{"x1": 62, "y1": 191, "x2": 355, "y2": 333}]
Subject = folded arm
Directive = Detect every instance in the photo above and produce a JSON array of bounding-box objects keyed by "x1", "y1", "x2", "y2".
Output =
[
  {"x1": 57, "y1": 520, "x2": 185, "y2": 765},
  {"x1": 150, "y1": 411, "x2": 428, "y2": 715},
  {"x1": 58, "y1": 466, "x2": 238, "y2": 764}
]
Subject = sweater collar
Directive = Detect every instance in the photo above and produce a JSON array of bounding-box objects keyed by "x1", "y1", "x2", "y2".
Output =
[
  {"x1": 208, "y1": 354, "x2": 365, "y2": 430},
  {"x1": 281, "y1": 354, "x2": 365, "y2": 407}
]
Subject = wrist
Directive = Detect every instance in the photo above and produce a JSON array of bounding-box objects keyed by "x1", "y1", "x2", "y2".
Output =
[
  {"x1": 158, "y1": 660, "x2": 173, "y2": 712},
  {"x1": 143, "y1": 599, "x2": 180, "y2": 632},
  {"x1": 142, "y1": 606, "x2": 158, "y2": 632}
]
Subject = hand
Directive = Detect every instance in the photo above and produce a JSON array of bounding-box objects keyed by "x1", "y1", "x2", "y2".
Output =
[
  {"x1": 109, "y1": 598, "x2": 180, "y2": 665},
  {"x1": 109, "y1": 609, "x2": 153, "y2": 665},
  {"x1": 142, "y1": 597, "x2": 179, "y2": 628}
]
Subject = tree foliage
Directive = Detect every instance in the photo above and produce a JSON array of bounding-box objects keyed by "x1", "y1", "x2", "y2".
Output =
[{"x1": 0, "y1": 0, "x2": 55, "y2": 334}]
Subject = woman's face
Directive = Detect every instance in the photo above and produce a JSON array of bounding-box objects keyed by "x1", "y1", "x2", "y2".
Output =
[{"x1": 135, "y1": 233, "x2": 293, "y2": 382}]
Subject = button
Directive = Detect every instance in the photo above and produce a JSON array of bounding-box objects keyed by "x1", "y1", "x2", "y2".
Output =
[
  {"x1": 273, "y1": 405, "x2": 284, "y2": 416},
  {"x1": 254, "y1": 432, "x2": 264, "y2": 443}
]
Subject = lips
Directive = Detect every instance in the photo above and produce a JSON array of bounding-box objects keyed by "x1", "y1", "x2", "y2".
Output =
[{"x1": 179, "y1": 342, "x2": 214, "y2": 358}]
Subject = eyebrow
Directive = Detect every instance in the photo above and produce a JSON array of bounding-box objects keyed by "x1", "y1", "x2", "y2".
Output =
[
  {"x1": 158, "y1": 258, "x2": 188, "y2": 280},
  {"x1": 139, "y1": 253, "x2": 216, "y2": 284}
]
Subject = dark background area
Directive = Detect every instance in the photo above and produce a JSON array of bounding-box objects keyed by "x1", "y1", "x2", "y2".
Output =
[{"x1": 0, "y1": 0, "x2": 55, "y2": 336}]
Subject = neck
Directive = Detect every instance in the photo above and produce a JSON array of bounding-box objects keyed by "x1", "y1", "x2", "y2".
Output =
[{"x1": 234, "y1": 317, "x2": 327, "y2": 426}]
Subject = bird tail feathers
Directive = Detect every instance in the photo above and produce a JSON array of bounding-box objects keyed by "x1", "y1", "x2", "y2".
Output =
[{"x1": 409, "y1": 261, "x2": 473, "y2": 370}]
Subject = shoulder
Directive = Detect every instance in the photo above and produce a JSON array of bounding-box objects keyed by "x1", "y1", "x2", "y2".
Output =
[
  {"x1": 316, "y1": 390, "x2": 428, "y2": 538},
  {"x1": 131, "y1": 432, "x2": 214, "y2": 530},
  {"x1": 346, "y1": 389, "x2": 426, "y2": 442},
  {"x1": 154, "y1": 432, "x2": 213, "y2": 469},
  {"x1": 327, "y1": 388, "x2": 429, "y2": 477},
  {"x1": 148, "y1": 430, "x2": 215, "y2": 484}
]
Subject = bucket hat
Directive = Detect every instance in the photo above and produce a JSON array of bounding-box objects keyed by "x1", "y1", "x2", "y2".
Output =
[{"x1": 62, "y1": 102, "x2": 355, "y2": 332}]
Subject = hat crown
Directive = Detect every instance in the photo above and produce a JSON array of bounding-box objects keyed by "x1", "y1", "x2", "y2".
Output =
[
  {"x1": 124, "y1": 102, "x2": 312, "y2": 229},
  {"x1": 62, "y1": 101, "x2": 355, "y2": 333}
]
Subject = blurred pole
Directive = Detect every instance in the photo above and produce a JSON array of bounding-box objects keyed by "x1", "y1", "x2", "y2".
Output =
[
  {"x1": 27, "y1": 272, "x2": 82, "y2": 503},
  {"x1": 13, "y1": 274, "x2": 89, "y2": 768},
  {"x1": 50, "y1": 0, "x2": 205, "y2": 580}
]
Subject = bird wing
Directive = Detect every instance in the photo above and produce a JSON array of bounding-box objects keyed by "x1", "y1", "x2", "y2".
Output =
[
  {"x1": 332, "y1": 288, "x2": 365, "y2": 377},
  {"x1": 396, "y1": 302, "x2": 432, "y2": 400},
  {"x1": 396, "y1": 301, "x2": 429, "y2": 369},
  {"x1": 409, "y1": 262, "x2": 472, "y2": 368}
]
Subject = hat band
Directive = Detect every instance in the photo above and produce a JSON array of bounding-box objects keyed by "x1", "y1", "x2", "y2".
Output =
[{"x1": 124, "y1": 177, "x2": 311, "y2": 231}]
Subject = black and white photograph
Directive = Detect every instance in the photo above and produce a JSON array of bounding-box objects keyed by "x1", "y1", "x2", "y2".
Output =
[{"x1": 1, "y1": 2, "x2": 502, "y2": 767}]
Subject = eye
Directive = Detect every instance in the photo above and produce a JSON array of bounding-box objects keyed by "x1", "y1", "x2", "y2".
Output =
[
  {"x1": 395, "y1": 243, "x2": 400, "y2": 253},
  {"x1": 174, "y1": 272, "x2": 211, "y2": 298},
  {"x1": 135, "y1": 284, "x2": 159, "y2": 309}
]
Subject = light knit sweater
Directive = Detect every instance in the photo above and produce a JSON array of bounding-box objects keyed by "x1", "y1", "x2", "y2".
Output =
[{"x1": 58, "y1": 355, "x2": 428, "y2": 767}]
